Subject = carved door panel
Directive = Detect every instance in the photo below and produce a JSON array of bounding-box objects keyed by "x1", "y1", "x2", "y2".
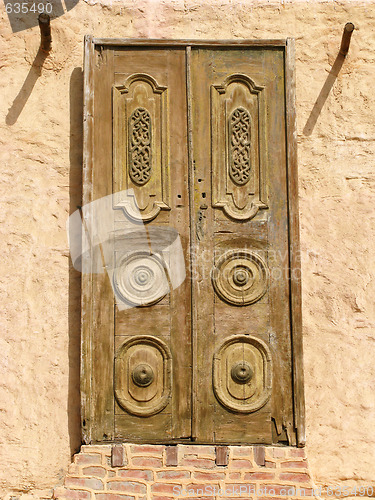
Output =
[
  {"x1": 82, "y1": 42, "x2": 192, "y2": 443},
  {"x1": 82, "y1": 39, "x2": 304, "y2": 446},
  {"x1": 189, "y1": 48, "x2": 297, "y2": 444}
]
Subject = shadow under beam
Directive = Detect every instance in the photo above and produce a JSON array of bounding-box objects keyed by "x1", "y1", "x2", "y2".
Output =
[
  {"x1": 6, "y1": 48, "x2": 48, "y2": 126},
  {"x1": 303, "y1": 53, "x2": 346, "y2": 137}
]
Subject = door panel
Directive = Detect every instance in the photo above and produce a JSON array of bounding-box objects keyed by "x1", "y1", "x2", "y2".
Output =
[
  {"x1": 189, "y1": 48, "x2": 293, "y2": 443},
  {"x1": 82, "y1": 38, "x2": 303, "y2": 446},
  {"x1": 86, "y1": 45, "x2": 192, "y2": 442},
  {"x1": 113, "y1": 48, "x2": 192, "y2": 441}
]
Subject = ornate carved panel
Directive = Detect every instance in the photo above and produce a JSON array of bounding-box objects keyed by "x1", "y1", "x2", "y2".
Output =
[
  {"x1": 129, "y1": 107, "x2": 152, "y2": 186},
  {"x1": 229, "y1": 107, "x2": 251, "y2": 186},
  {"x1": 213, "y1": 335, "x2": 272, "y2": 413},
  {"x1": 113, "y1": 73, "x2": 170, "y2": 222},
  {"x1": 211, "y1": 249, "x2": 269, "y2": 306},
  {"x1": 211, "y1": 74, "x2": 268, "y2": 220},
  {"x1": 115, "y1": 336, "x2": 172, "y2": 416}
]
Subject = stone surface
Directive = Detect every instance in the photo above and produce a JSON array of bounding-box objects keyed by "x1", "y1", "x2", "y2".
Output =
[{"x1": 1, "y1": 0, "x2": 375, "y2": 497}]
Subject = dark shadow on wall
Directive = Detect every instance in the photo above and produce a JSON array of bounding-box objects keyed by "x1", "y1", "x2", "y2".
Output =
[
  {"x1": 68, "y1": 67, "x2": 84, "y2": 457},
  {"x1": 5, "y1": 48, "x2": 48, "y2": 125},
  {"x1": 303, "y1": 52, "x2": 346, "y2": 136}
]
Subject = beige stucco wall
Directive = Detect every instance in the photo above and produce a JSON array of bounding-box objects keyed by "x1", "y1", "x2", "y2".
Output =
[{"x1": 1, "y1": 0, "x2": 374, "y2": 497}]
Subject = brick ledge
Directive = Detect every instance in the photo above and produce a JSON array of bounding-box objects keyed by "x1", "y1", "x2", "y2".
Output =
[{"x1": 53, "y1": 444, "x2": 316, "y2": 500}]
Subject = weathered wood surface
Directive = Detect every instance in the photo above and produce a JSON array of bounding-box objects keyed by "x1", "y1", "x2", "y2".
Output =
[
  {"x1": 81, "y1": 34, "x2": 95, "y2": 445},
  {"x1": 285, "y1": 38, "x2": 305, "y2": 447},
  {"x1": 215, "y1": 446, "x2": 229, "y2": 466},
  {"x1": 93, "y1": 38, "x2": 287, "y2": 47},
  {"x1": 82, "y1": 39, "x2": 304, "y2": 446}
]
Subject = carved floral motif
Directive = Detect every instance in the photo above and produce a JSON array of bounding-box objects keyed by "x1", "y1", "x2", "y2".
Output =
[
  {"x1": 129, "y1": 107, "x2": 152, "y2": 186},
  {"x1": 229, "y1": 107, "x2": 251, "y2": 186}
]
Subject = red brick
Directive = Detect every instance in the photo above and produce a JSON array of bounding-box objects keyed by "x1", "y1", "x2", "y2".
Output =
[
  {"x1": 67, "y1": 464, "x2": 80, "y2": 475},
  {"x1": 65, "y1": 477, "x2": 104, "y2": 490},
  {"x1": 231, "y1": 446, "x2": 253, "y2": 458},
  {"x1": 223, "y1": 484, "x2": 255, "y2": 497},
  {"x1": 107, "y1": 481, "x2": 147, "y2": 494},
  {"x1": 131, "y1": 457, "x2": 163, "y2": 468},
  {"x1": 261, "y1": 486, "x2": 313, "y2": 496},
  {"x1": 152, "y1": 483, "x2": 182, "y2": 495},
  {"x1": 182, "y1": 445, "x2": 216, "y2": 456},
  {"x1": 130, "y1": 445, "x2": 164, "y2": 454},
  {"x1": 258, "y1": 484, "x2": 313, "y2": 496},
  {"x1": 152, "y1": 497, "x2": 176, "y2": 500},
  {"x1": 181, "y1": 458, "x2": 215, "y2": 468},
  {"x1": 82, "y1": 466, "x2": 106, "y2": 478},
  {"x1": 228, "y1": 472, "x2": 241, "y2": 480},
  {"x1": 183, "y1": 484, "x2": 220, "y2": 495},
  {"x1": 257, "y1": 497, "x2": 284, "y2": 500},
  {"x1": 265, "y1": 461, "x2": 276, "y2": 468},
  {"x1": 244, "y1": 472, "x2": 275, "y2": 480},
  {"x1": 193, "y1": 471, "x2": 226, "y2": 481},
  {"x1": 96, "y1": 495, "x2": 136, "y2": 500},
  {"x1": 289, "y1": 448, "x2": 306, "y2": 458},
  {"x1": 55, "y1": 489, "x2": 91, "y2": 500},
  {"x1": 118, "y1": 470, "x2": 153, "y2": 481},
  {"x1": 279, "y1": 472, "x2": 311, "y2": 483},
  {"x1": 156, "y1": 470, "x2": 190, "y2": 480},
  {"x1": 230, "y1": 459, "x2": 253, "y2": 469},
  {"x1": 280, "y1": 460, "x2": 308, "y2": 469},
  {"x1": 298, "y1": 488, "x2": 314, "y2": 496},
  {"x1": 75, "y1": 454, "x2": 102, "y2": 465},
  {"x1": 151, "y1": 497, "x2": 175, "y2": 500},
  {"x1": 272, "y1": 448, "x2": 287, "y2": 458},
  {"x1": 258, "y1": 484, "x2": 290, "y2": 496}
]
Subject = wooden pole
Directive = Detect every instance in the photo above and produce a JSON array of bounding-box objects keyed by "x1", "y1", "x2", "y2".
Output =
[
  {"x1": 38, "y1": 13, "x2": 51, "y2": 53},
  {"x1": 339, "y1": 22, "x2": 354, "y2": 56}
]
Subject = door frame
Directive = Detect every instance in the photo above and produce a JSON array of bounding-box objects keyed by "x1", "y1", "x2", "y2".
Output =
[{"x1": 81, "y1": 36, "x2": 305, "y2": 447}]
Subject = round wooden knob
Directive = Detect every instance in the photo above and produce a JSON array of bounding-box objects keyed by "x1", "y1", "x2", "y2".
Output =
[
  {"x1": 231, "y1": 361, "x2": 253, "y2": 384},
  {"x1": 132, "y1": 363, "x2": 154, "y2": 387}
]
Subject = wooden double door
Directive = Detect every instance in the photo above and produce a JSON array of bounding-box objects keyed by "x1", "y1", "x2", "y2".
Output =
[{"x1": 82, "y1": 38, "x2": 304, "y2": 446}]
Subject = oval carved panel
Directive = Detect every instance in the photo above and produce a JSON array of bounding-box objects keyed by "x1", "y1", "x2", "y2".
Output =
[
  {"x1": 115, "y1": 336, "x2": 172, "y2": 416},
  {"x1": 211, "y1": 250, "x2": 269, "y2": 306},
  {"x1": 113, "y1": 73, "x2": 171, "y2": 222},
  {"x1": 213, "y1": 335, "x2": 272, "y2": 413},
  {"x1": 113, "y1": 251, "x2": 169, "y2": 307}
]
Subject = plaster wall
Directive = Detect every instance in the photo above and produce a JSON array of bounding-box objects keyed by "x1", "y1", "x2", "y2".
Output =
[{"x1": 0, "y1": 0, "x2": 374, "y2": 497}]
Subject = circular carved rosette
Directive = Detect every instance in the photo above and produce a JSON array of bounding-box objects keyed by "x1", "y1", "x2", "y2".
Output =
[
  {"x1": 113, "y1": 252, "x2": 169, "y2": 307},
  {"x1": 213, "y1": 335, "x2": 272, "y2": 414},
  {"x1": 211, "y1": 250, "x2": 269, "y2": 306}
]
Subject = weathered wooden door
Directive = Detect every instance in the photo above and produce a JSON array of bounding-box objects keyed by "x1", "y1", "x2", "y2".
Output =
[{"x1": 82, "y1": 38, "x2": 304, "y2": 446}]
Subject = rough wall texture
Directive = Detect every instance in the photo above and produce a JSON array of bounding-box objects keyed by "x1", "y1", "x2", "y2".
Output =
[{"x1": 1, "y1": 0, "x2": 375, "y2": 498}]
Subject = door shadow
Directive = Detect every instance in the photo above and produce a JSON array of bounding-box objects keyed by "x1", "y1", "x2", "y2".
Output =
[{"x1": 68, "y1": 67, "x2": 84, "y2": 457}]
